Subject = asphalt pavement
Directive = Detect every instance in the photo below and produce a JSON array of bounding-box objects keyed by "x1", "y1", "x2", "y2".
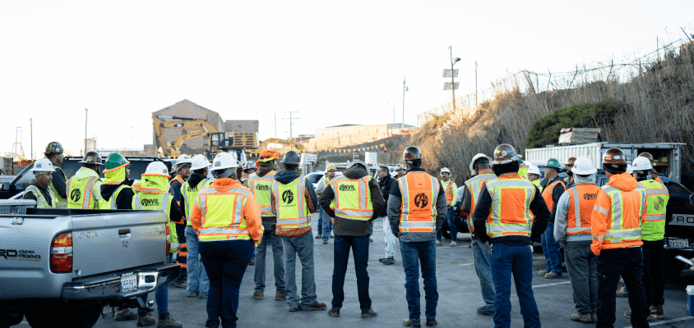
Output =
[{"x1": 16, "y1": 213, "x2": 694, "y2": 328}]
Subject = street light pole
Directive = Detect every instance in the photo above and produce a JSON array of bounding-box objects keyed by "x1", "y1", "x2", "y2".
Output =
[
  {"x1": 449, "y1": 46, "x2": 456, "y2": 111},
  {"x1": 402, "y1": 77, "x2": 407, "y2": 129}
]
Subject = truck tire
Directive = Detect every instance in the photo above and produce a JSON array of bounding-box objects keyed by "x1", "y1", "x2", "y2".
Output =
[{"x1": 25, "y1": 301, "x2": 102, "y2": 328}]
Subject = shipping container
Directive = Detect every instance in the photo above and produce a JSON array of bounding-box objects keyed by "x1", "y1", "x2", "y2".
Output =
[{"x1": 525, "y1": 142, "x2": 686, "y2": 183}]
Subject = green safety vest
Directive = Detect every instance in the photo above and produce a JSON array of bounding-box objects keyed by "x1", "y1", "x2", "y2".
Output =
[
  {"x1": 329, "y1": 176, "x2": 373, "y2": 221},
  {"x1": 640, "y1": 179, "x2": 670, "y2": 241},
  {"x1": 133, "y1": 191, "x2": 178, "y2": 248},
  {"x1": 99, "y1": 185, "x2": 133, "y2": 209},
  {"x1": 50, "y1": 165, "x2": 68, "y2": 208},
  {"x1": 272, "y1": 177, "x2": 311, "y2": 229},
  {"x1": 248, "y1": 171, "x2": 276, "y2": 217},
  {"x1": 25, "y1": 185, "x2": 56, "y2": 209},
  {"x1": 66, "y1": 175, "x2": 101, "y2": 209},
  {"x1": 181, "y1": 179, "x2": 209, "y2": 225}
]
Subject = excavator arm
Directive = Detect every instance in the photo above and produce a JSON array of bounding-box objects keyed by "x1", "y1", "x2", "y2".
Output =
[{"x1": 152, "y1": 114, "x2": 220, "y2": 158}]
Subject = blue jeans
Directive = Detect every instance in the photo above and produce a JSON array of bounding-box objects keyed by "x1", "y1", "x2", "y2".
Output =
[
  {"x1": 199, "y1": 240, "x2": 253, "y2": 328},
  {"x1": 254, "y1": 222, "x2": 286, "y2": 294},
  {"x1": 490, "y1": 243, "x2": 540, "y2": 328},
  {"x1": 541, "y1": 223, "x2": 562, "y2": 275},
  {"x1": 320, "y1": 207, "x2": 333, "y2": 240},
  {"x1": 400, "y1": 240, "x2": 438, "y2": 321},
  {"x1": 472, "y1": 238, "x2": 496, "y2": 310},
  {"x1": 282, "y1": 232, "x2": 317, "y2": 309},
  {"x1": 138, "y1": 254, "x2": 173, "y2": 316},
  {"x1": 185, "y1": 226, "x2": 209, "y2": 296},
  {"x1": 331, "y1": 235, "x2": 371, "y2": 311}
]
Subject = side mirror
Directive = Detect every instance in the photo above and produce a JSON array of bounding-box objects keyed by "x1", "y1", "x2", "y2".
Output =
[{"x1": 2, "y1": 183, "x2": 7, "y2": 190}]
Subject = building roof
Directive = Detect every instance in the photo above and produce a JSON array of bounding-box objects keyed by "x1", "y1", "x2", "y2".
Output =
[{"x1": 324, "y1": 124, "x2": 363, "y2": 128}]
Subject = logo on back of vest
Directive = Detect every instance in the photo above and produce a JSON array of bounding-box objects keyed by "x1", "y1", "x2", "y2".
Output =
[
  {"x1": 282, "y1": 190, "x2": 294, "y2": 204},
  {"x1": 583, "y1": 193, "x2": 597, "y2": 201},
  {"x1": 414, "y1": 193, "x2": 428, "y2": 208},
  {"x1": 256, "y1": 184, "x2": 270, "y2": 191},
  {"x1": 141, "y1": 198, "x2": 160, "y2": 207},
  {"x1": 70, "y1": 189, "x2": 82, "y2": 202},
  {"x1": 339, "y1": 185, "x2": 356, "y2": 191}
]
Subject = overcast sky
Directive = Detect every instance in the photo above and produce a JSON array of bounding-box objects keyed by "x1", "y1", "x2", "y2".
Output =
[{"x1": 1, "y1": 0, "x2": 692, "y2": 157}]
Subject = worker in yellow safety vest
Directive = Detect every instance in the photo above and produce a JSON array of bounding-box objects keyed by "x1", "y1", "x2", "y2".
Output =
[
  {"x1": 191, "y1": 152, "x2": 263, "y2": 328},
  {"x1": 23, "y1": 158, "x2": 57, "y2": 208},
  {"x1": 318, "y1": 159, "x2": 384, "y2": 318},
  {"x1": 99, "y1": 153, "x2": 135, "y2": 210},
  {"x1": 459, "y1": 153, "x2": 497, "y2": 316},
  {"x1": 436, "y1": 167, "x2": 458, "y2": 247},
  {"x1": 631, "y1": 156, "x2": 670, "y2": 320},
  {"x1": 66, "y1": 151, "x2": 103, "y2": 209},
  {"x1": 44, "y1": 142, "x2": 68, "y2": 208},
  {"x1": 271, "y1": 150, "x2": 325, "y2": 312},
  {"x1": 387, "y1": 146, "x2": 447, "y2": 327}
]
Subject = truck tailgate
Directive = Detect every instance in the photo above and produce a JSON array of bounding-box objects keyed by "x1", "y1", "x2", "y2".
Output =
[{"x1": 71, "y1": 210, "x2": 168, "y2": 278}]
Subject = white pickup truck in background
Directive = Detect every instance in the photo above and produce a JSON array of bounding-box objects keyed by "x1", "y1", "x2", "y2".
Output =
[{"x1": 0, "y1": 200, "x2": 180, "y2": 328}]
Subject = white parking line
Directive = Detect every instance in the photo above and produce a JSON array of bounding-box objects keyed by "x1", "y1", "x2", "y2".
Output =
[
  {"x1": 623, "y1": 316, "x2": 694, "y2": 327},
  {"x1": 532, "y1": 281, "x2": 571, "y2": 288}
]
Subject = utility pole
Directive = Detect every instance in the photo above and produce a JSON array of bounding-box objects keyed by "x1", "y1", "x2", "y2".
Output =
[
  {"x1": 449, "y1": 46, "x2": 456, "y2": 111},
  {"x1": 84, "y1": 108, "x2": 88, "y2": 155},
  {"x1": 475, "y1": 61, "x2": 478, "y2": 108},
  {"x1": 274, "y1": 113, "x2": 277, "y2": 138},
  {"x1": 283, "y1": 111, "x2": 300, "y2": 140},
  {"x1": 402, "y1": 77, "x2": 407, "y2": 129},
  {"x1": 30, "y1": 118, "x2": 33, "y2": 159}
]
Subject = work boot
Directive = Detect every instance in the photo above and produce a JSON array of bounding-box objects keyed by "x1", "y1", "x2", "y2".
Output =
[
  {"x1": 570, "y1": 313, "x2": 592, "y2": 323},
  {"x1": 328, "y1": 308, "x2": 340, "y2": 317},
  {"x1": 476, "y1": 305, "x2": 494, "y2": 316},
  {"x1": 157, "y1": 313, "x2": 182, "y2": 328},
  {"x1": 315, "y1": 233, "x2": 322, "y2": 239},
  {"x1": 302, "y1": 301, "x2": 327, "y2": 311},
  {"x1": 538, "y1": 269, "x2": 548, "y2": 276},
  {"x1": 253, "y1": 291, "x2": 264, "y2": 300},
  {"x1": 383, "y1": 258, "x2": 395, "y2": 265},
  {"x1": 186, "y1": 291, "x2": 198, "y2": 298},
  {"x1": 114, "y1": 307, "x2": 138, "y2": 321},
  {"x1": 361, "y1": 309, "x2": 377, "y2": 318},
  {"x1": 199, "y1": 294, "x2": 208, "y2": 299},
  {"x1": 379, "y1": 258, "x2": 387, "y2": 263},
  {"x1": 435, "y1": 240, "x2": 441, "y2": 246},
  {"x1": 403, "y1": 319, "x2": 421, "y2": 326},
  {"x1": 425, "y1": 318, "x2": 437, "y2": 326},
  {"x1": 450, "y1": 241, "x2": 457, "y2": 247},
  {"x1": 322, "y1": 240, "x2": 328, "y2": 244},
  {"x1": 249, "y1": 258, "x2": 255, "y2": 266},
  {"x1": 616, "y1": 286, "x2": 629, "y2": 297},
  {"x1": 136, "y1": 312, "x2": 156, "y2": 327},
  {"x1": 369, "y1": 238, "x2": 374, "y2": 242},
  {"x1": 275, "y1": 293, "x2": 286, "y2": 301},
  {"x1": 650, "y1": 305, "x2": 664, "y2": 319},
  {"x1": 544, "y1": 272, "x2": 562, "y2": 279}
]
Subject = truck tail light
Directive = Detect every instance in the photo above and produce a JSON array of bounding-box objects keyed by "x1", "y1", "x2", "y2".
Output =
[
  {"x1": 51, "y1": 232, "x2": 73, "y2": 273},
  {"x1": 165, "y1": 224, "x2": 171, "y2": 256}
]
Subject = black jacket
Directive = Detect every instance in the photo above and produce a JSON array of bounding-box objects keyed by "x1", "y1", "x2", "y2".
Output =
[
  {"x1": 319, "y1": 167, "x2": 385, "y2": 237},
  {"x1": 101, "y1": 180, "x2": 135, "y2": 210},
  {"x1": 378, "y1": 174, "x2": 395, "y2": 217},
  {"x1": 50, "y1": 164, "x2": 67, "y2": 199},
  {"x1": 545, "y1": 176, "x2": 566, "y2": 224}
]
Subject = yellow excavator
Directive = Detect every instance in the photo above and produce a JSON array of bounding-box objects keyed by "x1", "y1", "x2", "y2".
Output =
[
  {"x1": 246, "y1": 138, "x2": 305, "y2": 156},
  {"x1": 152, "y1": 114, "x2": 220, "y2": 158}
]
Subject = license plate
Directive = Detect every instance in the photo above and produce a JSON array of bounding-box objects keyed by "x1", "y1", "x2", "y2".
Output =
[
  {"x1": 668, "y1": 238, "x2": 690, "y2": 249},
  {"x1": 120, "y1": 273, "x2": 138, "y2": 293}
]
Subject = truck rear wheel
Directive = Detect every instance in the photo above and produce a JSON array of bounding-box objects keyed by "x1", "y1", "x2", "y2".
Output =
[{"x1": 25, "y1": 301, "x2": 102, "y2": 328}]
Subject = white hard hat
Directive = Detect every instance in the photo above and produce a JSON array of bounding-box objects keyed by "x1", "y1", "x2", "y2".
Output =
[
  {"x1": 571, "y1": 156, "x2": 597, "y2": 175},
  {"x1": 176, "y1": 154, "x2": 192, "y2": 167},
  {"x1": 469, "y1": 153, "x2": 492, "y2": 175},
  {"x1": 212, "y1": 152, "x2": 239, "y2": 171},
  {"x1": 191, "y1": 154, "x2": 210, "y2": 171},
  {"x1": 32, "y1": 158, "x2": 55, "y2": 173},
  {"x1": 632, "y1": 156, "x2": 653, "y2": 171},
  {"x1": 143, "y1": 162, "x2": 171, "y2": 177},
  {"x1": 440, "y1": 167, "x2": 451, "y2": 174},
  {"x1": 527, "y1": 165, "x2": 541, "y2": 176}
]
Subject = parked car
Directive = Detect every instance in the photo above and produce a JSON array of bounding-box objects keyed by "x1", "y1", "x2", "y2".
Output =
[
  {"x1": 306, "y1": 172, "x2": 324, "y2": 190},
  {"x1": 0, "y1": 201, "x2": 180, "y2": 328}
]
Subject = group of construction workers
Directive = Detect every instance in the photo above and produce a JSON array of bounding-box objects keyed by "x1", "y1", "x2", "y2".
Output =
[{"x1": 21, "y1": 140, "x2": 680, "y2": 328}]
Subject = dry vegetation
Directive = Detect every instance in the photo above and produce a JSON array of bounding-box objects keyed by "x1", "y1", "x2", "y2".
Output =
[{"x1": 411, "y1": 41, "x2": 694, "y2": 189}]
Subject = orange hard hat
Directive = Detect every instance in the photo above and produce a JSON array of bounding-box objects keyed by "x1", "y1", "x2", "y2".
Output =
[{"x1": 566, "y1": 157, "x2": 577, "y2": 167}]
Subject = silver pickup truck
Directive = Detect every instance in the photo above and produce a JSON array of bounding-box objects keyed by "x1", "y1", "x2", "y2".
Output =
[{"x1": 0, "y1": 201, "x2": 180, "y2": 328}]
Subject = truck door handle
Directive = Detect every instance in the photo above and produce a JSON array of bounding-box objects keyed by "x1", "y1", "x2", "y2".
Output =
[{"x1": 118, "y1": 229, "x2": 131, "y2": 235}]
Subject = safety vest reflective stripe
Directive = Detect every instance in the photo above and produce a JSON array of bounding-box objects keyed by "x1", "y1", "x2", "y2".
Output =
[
  {"x1": 101, "y1": 184, "x2": 131, "y2": 210},
  {"x1": 542, "y1": 180, "x2": 565, "y2": 211},
  {"x1": 183, "y1": 179, "x2": 208, "y2": 225},
  {"x1": 273, "y1": 176, "x2": 311, "y2": 229},
  {"x1": 197, "y1": 185, "x2": 251, "y2": 241},
  {"x1": 330, "y1": 176, "x2": 373, "y2": 221},
  {"x1": 645, "y1": 214, "x2": 667, "y2": 222},
  {"x1": 485, "y1": 175, "x2": 535, "y2": 238},
  {"x1": 67, "y1": 176, "x2": 99, "y2": 209},
  {"x1": 248, "y1": 171, "x2": 276, "y2": 217},
  {"x1": 566, "y1": 184, "x2": 600, "y2": 236},
  {"x1": 50, "y1": 166, "x2": 68, "y2": 208},
  {"x1": 464, "y1": 172, "x2": 496, "y2": 232},
  {"x1": 398, "y1": 172, "x2": 439, "y2": 232},
  {"x1": 134, "y1": 193, "x2": 170, "y2": 211},
  {"x1": 567, "y1": 227, "x2": 592, "y2": 233},
  {"x1": 26, "y1": 185, "x2": 56, "y2": 209}
]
